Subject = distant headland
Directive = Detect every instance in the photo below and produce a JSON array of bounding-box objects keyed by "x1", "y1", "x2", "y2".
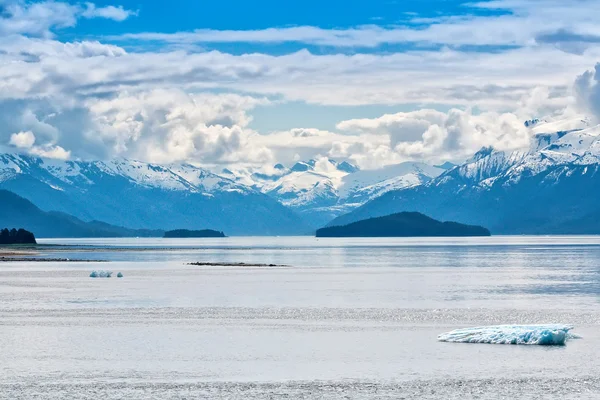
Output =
[
  {"x1": 163, "y1": 229, "x2": 226, "y2": 238},
  {"x1": 316, "y1": 212, "x2": 491, "y2": 237}
]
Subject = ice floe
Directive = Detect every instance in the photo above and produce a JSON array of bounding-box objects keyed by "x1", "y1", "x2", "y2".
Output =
[
  {"x1": 90, "y1": 270, "x2": 113, "y2": 278},
  {"x1": 438, "y1": 324, "x2": 580, "y2": 345}
]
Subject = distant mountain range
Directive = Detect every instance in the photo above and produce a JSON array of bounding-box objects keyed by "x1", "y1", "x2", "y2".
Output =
[
  {"x1": 222, "y1": 159, "x2": 446, "y2": 227},
  {"x1": 329, "y1": 117, "x2": 600, "y2": 234},
  {"x1": 3, "y1": 116, "x2": 600, "y2": 236},
  {"x1": 0, "y1": 155, "x2": 309, "y2": 235}
]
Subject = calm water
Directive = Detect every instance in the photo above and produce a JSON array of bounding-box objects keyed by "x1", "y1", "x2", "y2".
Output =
[{"x1": 1, "y1": 236, "x2": 599, "y2": 399}]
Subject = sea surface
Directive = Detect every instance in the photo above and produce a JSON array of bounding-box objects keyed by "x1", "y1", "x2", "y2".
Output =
[{"x1": 1, "y1": 236, "x2": 599, "y2": 399}]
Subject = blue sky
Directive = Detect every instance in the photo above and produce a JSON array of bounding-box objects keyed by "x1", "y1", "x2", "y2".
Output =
[
  {"x1": 64, "y1": 0, "x2": 506, "y2": 36},
  {"x1": 0, "y1": 0, "x2": 599, "y2": 168}
]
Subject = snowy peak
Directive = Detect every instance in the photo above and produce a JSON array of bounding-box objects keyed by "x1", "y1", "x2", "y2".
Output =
[
  {"x1": 221, "y1": 158, "x2": 441, "y2": 226},
  {"x1": 290, "y1": 161, "x2": 313, "y2": 172},
  {"x1": 524, "y1": 118, "x2": 541, "y2": 128},
  {"x1": 0, "y1": 154, "x2": 250, "y2": 195},
  {"x1": 337, "y1": 161, "x2": 359, "y2": 173},
  {"x1": 530, "y1": 130, "x2": 571, "y2": 153},
  {"x1": 444, "y1": 150, "x2": 526, "y2": 185},
  {"x1": 470, "y1": 146, "x2": 495, "y2": 163},
  {"x1": 434, "y1": 161, "x2": 457, "y2": 170},
  {"x1": 339, "y1": 162, "x2": 443, "y2": 198}
]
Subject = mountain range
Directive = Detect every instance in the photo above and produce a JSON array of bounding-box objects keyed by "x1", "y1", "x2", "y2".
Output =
[
  {"x1": 221, "y1": 159, "x2": 446, "y2": 227},
  {"x1": 329, "y1": 117, "x2": 600, "y2": 234},
  {"x1": 2, "y1": 116, "x2": 600, "y2": 236},
  {"x1": 0, "y1": 155, "x2": 308, "y2": 235},
  {"x1": 0, "y1": 190, "x2": 163, "y2": 238}
]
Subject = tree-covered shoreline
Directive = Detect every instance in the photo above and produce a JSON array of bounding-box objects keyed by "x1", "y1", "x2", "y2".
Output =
[{"x1": 0, "y1": 228, "x2": 37, "y2": 245}]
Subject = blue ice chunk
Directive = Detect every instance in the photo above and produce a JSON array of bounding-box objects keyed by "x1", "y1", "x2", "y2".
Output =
[
  {"x1": 90, "y1": 270, "x2": 112, "y2": 278},
  {"x1": 438, "y1": 324, "x2": 580, "y2": 345}
]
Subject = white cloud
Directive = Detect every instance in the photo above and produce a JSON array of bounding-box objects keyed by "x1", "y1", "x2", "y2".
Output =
[
  {"x1": 108, "y1": 0, "x2": 600, "y2": 49},
  {"x1": 81, "y1": 90, "x2": 272, "y2": 164},
  {"x1": 1, "y1": 36, "x2": 598, "y2": 109},
  {"x1": 9, "y1": 131, "x2": 36, "y2": 148},
  {"x1": 0, "y1": 33, "x2": 593, "y2": 168},
  {"x1": 335, "y1": 107, "x2": 580, "y2": 164},
  {"x1": 8, "y1": 129, "x2": 70, "y2": 159},
  {"x1": 30, "y1": 144, "x2": 70, "y2": 159},
  {"x1": 0, "y1": 0, "x2": 598, "y2": 170},
  {"x1": 574, "y1": 63, "x2": 600, "y2": 122},
  {"x1": 82, "y1": 2, "x2": 137, "y2": 22},
  {"x1": 0, "y1": 1, "x2": 135, "y2": 37}
]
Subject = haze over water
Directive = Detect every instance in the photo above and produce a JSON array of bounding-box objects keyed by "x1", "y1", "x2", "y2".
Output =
[{"x1": 1, "y1": 236, "x2": 599, "y2": 399}]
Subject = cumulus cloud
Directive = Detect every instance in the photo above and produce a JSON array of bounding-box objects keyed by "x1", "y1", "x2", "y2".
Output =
[
  {"x1": 337, "y1": 108, "x2": 545, "y2": 163},
  {"x1": 0, "y1": 0, "x2": 598, "y2": 170},
  {"x1": 574, "y1": 63, "x2": 600, "y2": 122},
  {"x1": 9, "y1": 131, "x2": 36, "y2": 148},
  {"x1": 29, "y1": 144, "x2": 70, "y2": 159},
  {"x1": 0, "y1": 90, "x2": 274, "y2": 165},
  {"x1": 8, "y1": 129, "x2": 70, "y2": 159}
]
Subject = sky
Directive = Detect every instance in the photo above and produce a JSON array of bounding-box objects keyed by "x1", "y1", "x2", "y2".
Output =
[{"x1": 2, "y1": 0, "x2": 600, "y2": 170}]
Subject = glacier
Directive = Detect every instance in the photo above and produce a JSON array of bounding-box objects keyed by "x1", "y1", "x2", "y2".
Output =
[{"x1": 438, "y1": 324, "x2": 580, "y2": 345}]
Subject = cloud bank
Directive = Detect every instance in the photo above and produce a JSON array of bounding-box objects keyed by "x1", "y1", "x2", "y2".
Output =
[{"x1": 0, "y1": 0, "x2": 599, "y2": 169}]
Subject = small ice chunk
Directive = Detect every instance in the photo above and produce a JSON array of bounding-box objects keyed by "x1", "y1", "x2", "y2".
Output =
[
  {"x1": 438, "y1": 324, "x2": 579, "y2": 345},
  {"x1": 117, "y1": 272, "x2": 123, "y2": 278},
  {"x1": 90, "y1": 270, "x2": 112, "y2": 278}
]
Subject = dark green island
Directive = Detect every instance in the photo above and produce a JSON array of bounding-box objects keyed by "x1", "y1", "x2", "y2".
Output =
[
  {"x1": 316, "y1": 212, "x2": 491, "y2": 237},
  {"x1": 0, "y1": 228, "x2": 37, "y2": 244},
  {"x1": 164, "y1": 229, "x2": 226, "y2": 238}
]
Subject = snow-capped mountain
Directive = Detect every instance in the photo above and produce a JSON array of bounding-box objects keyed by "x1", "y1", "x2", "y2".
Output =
[
  {"x1": 329, "y1": 117, "x2": 600, "y2": 234},
  {"x1": 222, "y1": 158, "x2": 444, "y2": 227},
  {"x1": 0, "y1": 154, "x2": 309, "y2": 235}
]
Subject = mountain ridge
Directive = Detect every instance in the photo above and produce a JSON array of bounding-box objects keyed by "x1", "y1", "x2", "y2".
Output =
[
  {"x1": 0, "y1": 154, "x2": 310, "y2": 235},
  {"x1": 0, "y1": 189, "x2": 164, "y2": 238},
  {"x1": 328, "y1": 118, "x2": 600, "y2": 234}
]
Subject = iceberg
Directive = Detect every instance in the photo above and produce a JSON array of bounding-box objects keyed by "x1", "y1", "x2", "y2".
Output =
[
  {"x1": 438, "y1": 324, "x2": 579, "y2": 345},
  {"x1": 90, "y1": 270, "x2": 112, "y2": 278}
]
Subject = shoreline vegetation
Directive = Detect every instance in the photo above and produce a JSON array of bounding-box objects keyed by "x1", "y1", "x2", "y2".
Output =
[{"x1": 0, "y1": 228, "x2": 36, "y2": 245}]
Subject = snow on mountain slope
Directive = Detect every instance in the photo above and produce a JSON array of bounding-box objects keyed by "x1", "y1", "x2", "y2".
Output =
[
  {"x1": 261, "y1": 170, "x2": 340, "y2": 206},
  {"x1": 427, "y1": 117, "x2": 593, "y2": 189},
  {"x1": 0, "y1": 154, "x2": 249, "y2": 194},
  {"x1": 340, "y1": 162, "x2": 444, "y2": 205},
  {"x1": 328, "y1": 117, "x2": 600, "y2": 234},
  {"x1": 339, "y1": 162, "x2": 443, "y2": 198},
  {"x1": 222, "y1": 158, "x2": 443, "y2": 226},
  {"x1": 505, "y1": 123, "x2": 600, "y2": 182},
  {"x1": 0, "y1": 154, "x2": 308, "y2": 235}
]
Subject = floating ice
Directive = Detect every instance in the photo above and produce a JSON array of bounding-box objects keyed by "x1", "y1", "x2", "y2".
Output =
[
  {"x1": 117, "y1": 272, "x2": 123, "y2": 278},
  {"x1": 90, "y1": 270, "x2": 112, "y2": 278},
  {"x1": 438, "y1": 324, "x2": 579, "y2": 345}
]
